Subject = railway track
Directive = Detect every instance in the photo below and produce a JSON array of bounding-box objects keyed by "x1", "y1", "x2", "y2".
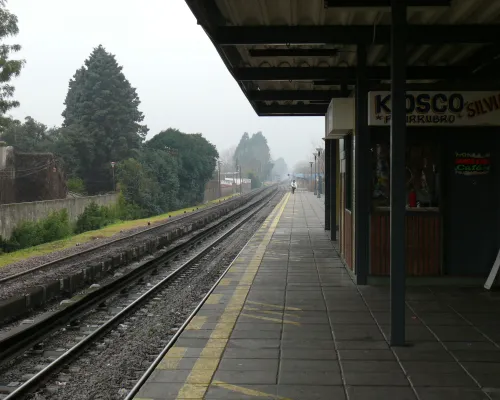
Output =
[
  {"x1": 0, "y1": 189, "x2": 264, "y2": 285},
  {"x1": 0, "y1": 187, "x2": 275, "y2": 325},
  {"x1": 0, "y1": 187, "x2": 282, "y2": 399}
]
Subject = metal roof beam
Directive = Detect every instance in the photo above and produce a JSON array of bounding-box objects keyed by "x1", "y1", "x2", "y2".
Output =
[
  {"x1": 235, "y1": 67, "x2": 468, "y2": 81},
  {"x1": 324, "y1": 0, "x2": 450, "y2": 7},
  {"x1": 249, "y1": 49, "x2": 341, "y2": 57},
  {"x1": 314, "y1": 80, "x2": 356, "y2": 86},
  {"x1": 256, "y1": 103, "x2": 328, "y2": 116},
  {"x1": 215, "y1": 25, "x2": 500, "y2": 45},
  {"x1": 248, "y1": 90, "x2": 341, "y2": 101},
  {"x1": 371, "y1": 80, "x2": 500, "y2": 91}
]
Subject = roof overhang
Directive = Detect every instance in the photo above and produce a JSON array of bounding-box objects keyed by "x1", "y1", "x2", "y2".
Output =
[{"x1": 185, "y1": 0, "x2": 500, "y2": 117}]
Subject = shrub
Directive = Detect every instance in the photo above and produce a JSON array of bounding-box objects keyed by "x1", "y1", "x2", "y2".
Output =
[
  {"x1": 67, "y1": 177, "x2": 86, "y2": 195},
  {"x1": 76, "y1": 202, "x2": 103, "y2": 233},
  {"x1": 9, "y1": 221, "x2": 43, "y2": 249},
  {"x1": 0, "y1": 235, "x2": 15, "y2": 253},
  {"x1": 42, "y1": 209, "x2": 71, "y2": 242},
  {"x1": 5, "y1": 209, "x2": 72, "y2": 252},
  {"x1": 114, "y1": 193, "x2": 146, "y2": 221},
  {"x1": 75, "y1": 202, "x2": 117, "y2": 234}
]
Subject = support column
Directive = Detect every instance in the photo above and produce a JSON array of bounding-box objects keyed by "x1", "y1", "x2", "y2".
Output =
[
  {"x1": 354, "y1": 43, "x2": 370, "y2": 286},
  {"x1": 325, "y1": 139, "x2": 331, "y2": 231},
  {"x1": 390, "y1": 0, "x2": 407, "y2": 346},
  {"x1": 330, "y1": 139, "x2": 337, "y2": 241}
]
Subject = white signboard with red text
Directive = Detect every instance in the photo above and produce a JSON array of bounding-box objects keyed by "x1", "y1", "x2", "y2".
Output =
[{"x1": 368, "y1": 91, "x2": 500, "y2": 126}]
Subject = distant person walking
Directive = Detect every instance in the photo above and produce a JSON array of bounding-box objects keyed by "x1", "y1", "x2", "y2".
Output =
[{"x1": 291, "y1": 179, "x2": 297, "y2": 194}]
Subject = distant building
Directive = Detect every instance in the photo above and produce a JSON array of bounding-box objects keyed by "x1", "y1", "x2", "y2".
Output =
[{"x1": 0, "y1": 143, "x2": 67, "y2": 204}]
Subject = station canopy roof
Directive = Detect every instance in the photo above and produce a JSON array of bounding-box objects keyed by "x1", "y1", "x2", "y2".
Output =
[{"x1": 185, "y1": 0, "x2": 500, "y2": 116}]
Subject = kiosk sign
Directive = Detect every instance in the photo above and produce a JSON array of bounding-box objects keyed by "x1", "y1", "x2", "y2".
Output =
[{"x1": 368, "y1": 91, "x2": 500, "y2": 126}]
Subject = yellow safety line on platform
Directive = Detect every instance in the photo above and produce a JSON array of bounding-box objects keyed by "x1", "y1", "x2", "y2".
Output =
[
  {"x1": 164, "y1": 347, "x2": 188, "y2": 358},
  {"x1": 246, "y1": 301, "x2": 302, "y2": 311},
  {"x1": 243, "y1": 306, "x2": 298, "y2": 318},
  {"x1": 186, "y1": 316, "x2": 208, "y2": 331},
  {"x1": 240, "y1": 313, "x2": 301, "y2": 326},
  {"x1": 173, "y1": 193, "x2": 290, "y2": 400},
  {"x1": 206, "y1": 293, "x2": 224, "y2": 304},
  {"x1": 212, "y1": 380, "x2": 293, "y2": 400}
]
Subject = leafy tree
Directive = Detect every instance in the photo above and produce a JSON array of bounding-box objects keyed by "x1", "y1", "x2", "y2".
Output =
[
  {"x1": 234, "y1": 131, "x2": 273, "y2": 183},
  {"x1": 219, "y1": 145, "x2": 236, "y2": 174},
  {"x1": 52, "y1": 124, "x2": 94, "y2": 180},
  {"x1": 247, "y1": 172, "x2": 262, "y2": 189},
  {"x1": 0, "y1": 115, "x2": 19, "y2": 136},
  {"x1": 61, "y1": 45, "x2": 148, "y2": 193},
  {"x1": 271, "y1": 157, "x2": 288, "y2": 180},
  {"x1": 67, "y1": 177, "x2": 86, "y2": 194},
  {"x1": 139, "y1": 148, "x2": 179, "y2": 211},
  {"x1": 116, "y1": 158, "x2": 158, "y2": 217},
  {"x1": 0, "y1": 1, "x2": 25, "y2": 129},
  {"x1": 293, "y1": 160, "x2": 312, "y2": 175},
  {"x1": 146, "y1": 128, "x2": 218, "y2": 206},
  {"x1": 0, "y1": 116, "x2": 56, "y2": 152}
]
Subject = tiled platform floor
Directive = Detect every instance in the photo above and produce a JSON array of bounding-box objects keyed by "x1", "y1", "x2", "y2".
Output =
[{"x1": 135, "y1": 192, "x2": 500, "y2": 400}]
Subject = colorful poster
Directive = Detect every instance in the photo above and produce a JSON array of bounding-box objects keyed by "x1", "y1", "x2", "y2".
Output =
[{"x1": 454, "y1": 152, "x2": 491, "y2": 176}]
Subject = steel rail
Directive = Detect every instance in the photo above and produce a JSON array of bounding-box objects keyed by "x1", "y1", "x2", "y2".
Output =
[
  {"x1": 124, "y1": 190, "x2": 286, "y2": 400},
  {"x1": 0, "y1": 187, "x2": 276, "y2": 361},
  {"x1": 0, "y1": 187, "x2": 269, "y2": 284},
  {"x1": 2, "y1": 188, "x2": 280, "y2": 400}
]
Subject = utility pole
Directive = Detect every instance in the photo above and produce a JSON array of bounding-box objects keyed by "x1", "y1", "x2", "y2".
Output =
[
  {"x1": 309, "y1": 162, "x2": 313, "y2": 192},
  {"x1": 239, "y1": 165, "x2": 242, "y2": 194},
  {"x1": 111, "y1": 161, "x2": 116, "y2": 192},
  {"x1": 217, "y1": 160, "x2": 221, "y2": 198},
  {"x1": 313, "y1": 154, "x2": 317, "y2": 195}
]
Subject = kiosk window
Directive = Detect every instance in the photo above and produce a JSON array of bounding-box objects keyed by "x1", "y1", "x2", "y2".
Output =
[{"x1": 371, "y1": 141, "x2": 440, "y2": 208}]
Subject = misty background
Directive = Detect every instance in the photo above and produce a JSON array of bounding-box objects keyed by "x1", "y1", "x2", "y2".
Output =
[{"x1": 7, "y1": 0, "x2": 324, "y2": 169}]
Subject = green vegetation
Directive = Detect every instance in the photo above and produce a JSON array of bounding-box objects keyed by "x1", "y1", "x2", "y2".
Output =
[
  {"x1": 0, "y1": 3, "x2": 281, "y2": 261},
  {"x1": 0, "y1": 43, "x2": 219, "y2": 219},
  {"x1": 75, "y1": 202, "x2": 115, "y2": 234},
  {"x1": 271, "y1": 157, "x2": 288, "y2": 180},
  {"x1": 1, "y1": 210, "x2": 71, "y2": 252},
  {"x1": 60, "y1": 45, "x2": 148, "y2": 193},
  {"x1": 0, "y1": 193, "x2": 238, "y2": 266},
  {"x1": 0, "y1": 194, "x2": 152, "y2": 254},
  {"x1": 233, "y1": 132, "x2": 284, "y2": 184},
  {"x1": 0, "y1": 1, "x2": 25, "y2": 131},
  {"x1": 67, "y1": 177, "x2": 86, "y2": 194}
]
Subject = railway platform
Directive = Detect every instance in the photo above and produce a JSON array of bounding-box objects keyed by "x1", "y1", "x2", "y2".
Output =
[{"x1": 134, "y1": 192, "x2": 500, "y2": 400}]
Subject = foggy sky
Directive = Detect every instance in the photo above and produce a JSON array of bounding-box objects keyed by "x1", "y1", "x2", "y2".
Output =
[{"x1": 7, "y1": 0, "x2": 324, "y2": 169}]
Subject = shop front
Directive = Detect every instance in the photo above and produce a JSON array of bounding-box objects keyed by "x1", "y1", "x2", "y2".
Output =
[{"x1": 334, "y1": 91, "x2": 500, "y2": 279}]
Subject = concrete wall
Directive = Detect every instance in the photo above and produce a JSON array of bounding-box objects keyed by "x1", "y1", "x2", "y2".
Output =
[
  {"x1": 203, "y1": 181, "x2": 252, "y2": 202},
  {"x1": 0, "y1": 144, "x2": 11, "y2": 169},
  {"x1": 204, "y1": 181, "x2": 237, "y2": 202},
  {"x1": 0, "y1": 194, "x2": 118, "y2": 239}
]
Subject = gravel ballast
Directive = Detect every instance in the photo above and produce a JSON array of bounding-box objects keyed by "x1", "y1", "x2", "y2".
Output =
[{"x1": 0, "y1": 191, "x2": 283, "y2": 400}]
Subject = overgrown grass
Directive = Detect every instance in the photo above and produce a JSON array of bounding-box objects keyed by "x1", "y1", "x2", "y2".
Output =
[{"x1": 0, "y1": 194, "x2": 239, "y2": 268}]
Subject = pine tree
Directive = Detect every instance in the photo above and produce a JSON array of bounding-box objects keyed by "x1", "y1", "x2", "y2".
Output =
[
  {"x1": 0, "y1": 1, "x2": 25, "y2": 129},
  {"x1": 61, "y1": 45, "x2": 148, "y2": 193}
]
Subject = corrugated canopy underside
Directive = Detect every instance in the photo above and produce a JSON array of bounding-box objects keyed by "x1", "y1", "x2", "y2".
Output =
[{"x1": 185, "y1": 0, "x2": 500, "y2": 116}]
